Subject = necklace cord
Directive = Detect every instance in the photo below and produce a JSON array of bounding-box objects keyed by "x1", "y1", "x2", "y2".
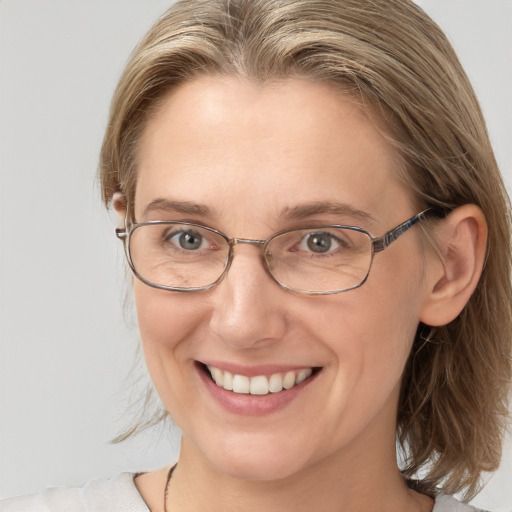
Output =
[{"x1": 163, "y1": 464, "x2": 177, "y2": 512}]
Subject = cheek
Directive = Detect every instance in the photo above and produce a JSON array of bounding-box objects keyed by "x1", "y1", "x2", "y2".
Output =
[
  {"x1": 134, "y1": 285, "x2": 176, "y2": 397},
  {"x1": 133, "y1": 282, "x2": 214, "y2": 426},
  {"x1": 133, "y1": 282, "x2": 201, "y2": 388},
  {"x1": 324, "y1": 263, "x2": 423, "y2": 407},
  {"x1": 134, "y1": 281, "x2": 202, "y2": 348},
  {"x1": 354, "y1": 261, "x2": 424, "y2": 385},
  {"x1": 135, "y1": 286, "x2": 172, "y2": 346}
]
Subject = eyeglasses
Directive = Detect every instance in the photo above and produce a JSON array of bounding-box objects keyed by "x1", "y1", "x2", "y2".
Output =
[{"x1": 116, "y1": 210, "x2": 431, "y2": 295}]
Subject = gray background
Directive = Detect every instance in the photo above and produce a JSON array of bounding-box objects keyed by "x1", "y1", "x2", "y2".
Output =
[{"x1": 0, "y1": 1, "x2": 511, "y2": 510}]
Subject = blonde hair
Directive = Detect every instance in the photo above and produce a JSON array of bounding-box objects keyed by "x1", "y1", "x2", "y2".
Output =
[{"x1": 100, "y1": 0, "x2": 512, "y2": 499}]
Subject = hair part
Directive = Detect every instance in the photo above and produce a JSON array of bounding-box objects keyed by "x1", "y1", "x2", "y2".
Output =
[{"x1": 100, "y1": 0, "x2": 512, "y2": 499}]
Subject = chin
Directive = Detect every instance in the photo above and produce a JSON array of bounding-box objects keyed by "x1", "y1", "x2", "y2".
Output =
[
  {"x1": 194, "y1": 431, "x2": 317, "y2": 482},
  {"x1": 214, "y1": 455, "x2": 307, "y2": 482}
]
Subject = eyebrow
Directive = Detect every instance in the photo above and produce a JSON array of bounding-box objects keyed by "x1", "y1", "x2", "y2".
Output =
[
  {"x1": 141, "y1": 198, "x2": 374, "y2": 225},
  {"x1": 142, "y1": 198, "x2": 213, "y2": 218},
  {"x1": 282, "y1": 201, "x2": 375, "y2": 223}
]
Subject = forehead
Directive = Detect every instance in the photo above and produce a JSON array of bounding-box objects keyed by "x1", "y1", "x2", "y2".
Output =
[{"x1": 135, "y1": 76, "x2": 411, "y2": 231}]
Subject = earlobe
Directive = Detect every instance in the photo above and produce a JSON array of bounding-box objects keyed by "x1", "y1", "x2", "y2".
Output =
[{"x1": 420, "y1": 204, "x2": 488, "y2": 327}]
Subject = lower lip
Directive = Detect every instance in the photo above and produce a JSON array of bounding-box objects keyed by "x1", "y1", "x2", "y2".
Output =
[{"x1": 197, "y1": 364, "x2": 318, "y2": 416}]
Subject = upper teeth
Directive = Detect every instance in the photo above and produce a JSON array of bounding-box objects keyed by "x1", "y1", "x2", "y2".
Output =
[{"x1": 207, "y1": 366, "x2": 313, "y2": 395}]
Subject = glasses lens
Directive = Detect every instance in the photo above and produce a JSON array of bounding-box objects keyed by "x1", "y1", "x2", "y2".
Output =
[
  {"x1": 266, "y1": 227, "x2": 372, "y2": 293},
  {"x1": 129, "y1": 223, "x2": 229, "y2": 289}
]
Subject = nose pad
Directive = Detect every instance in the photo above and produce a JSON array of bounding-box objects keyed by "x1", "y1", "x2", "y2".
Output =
[
  {"x1": 263, "y1": 249, "x2": 274, "y2": 270},
  {"x1": 209, "y1": 246, "x2": 287, "y2": 350}
]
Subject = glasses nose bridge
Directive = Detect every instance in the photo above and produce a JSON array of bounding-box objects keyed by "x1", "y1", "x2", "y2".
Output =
[
  {"x1": 225, "y1": 237, "x2": 270, "y2": 279},
  {"x1": 231, "y1": 237, "x2": 266, "y2": 248}
]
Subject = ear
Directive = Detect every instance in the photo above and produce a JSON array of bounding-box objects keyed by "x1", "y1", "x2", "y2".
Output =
[
  {"x1": 110, "y1": 191, "x2": 127, "y2": 228},
  {"x1": 420, "y1": 204, "x2": 488, "y2": 327}
]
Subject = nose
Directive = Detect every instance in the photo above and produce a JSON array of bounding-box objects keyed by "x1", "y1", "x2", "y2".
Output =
[{"x1": 209, "y1": 244, "x2": 288, "y2": 350}]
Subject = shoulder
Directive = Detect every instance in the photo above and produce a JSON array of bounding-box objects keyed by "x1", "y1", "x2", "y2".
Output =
[
  {"x1": 0, "y1": 473, "x2": 149, "y2": 512},
  {"x1": 434, "y1": 494, "x2": 491, "y2": 512}
]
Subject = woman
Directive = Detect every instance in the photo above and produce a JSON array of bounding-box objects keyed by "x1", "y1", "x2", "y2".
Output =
[{"x1": 2, "y1": 0, "x2": 510, "y2": 511}]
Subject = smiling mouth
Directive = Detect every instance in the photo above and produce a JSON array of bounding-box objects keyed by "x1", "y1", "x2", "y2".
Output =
[{"x1": 201, "y1": 364, "x2": 321, "y2": 396}]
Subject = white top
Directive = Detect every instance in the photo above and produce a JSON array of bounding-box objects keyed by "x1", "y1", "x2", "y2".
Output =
[{"x1": 0, "y1": 473, "x2": 488, "y2": 511}]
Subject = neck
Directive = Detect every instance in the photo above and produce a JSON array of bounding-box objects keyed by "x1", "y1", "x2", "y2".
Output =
[{"x1": 166, "y1": 436, "x2": 432, "y2": 512}]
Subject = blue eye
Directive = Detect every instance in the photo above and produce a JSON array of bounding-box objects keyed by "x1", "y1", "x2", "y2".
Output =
[
  {"x1": 167, "y1": 229, "x2": 206, "y2": 251},
  {"x1": 298, "y1": 231, "x2": 342, "y2": 254},
  {"x1": 305, "y1": 232, "x2": 337, "y2": 253}
]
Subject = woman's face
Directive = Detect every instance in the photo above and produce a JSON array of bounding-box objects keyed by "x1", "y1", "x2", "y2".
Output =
[{"x1": 132, "y1": 76, "x2": 430, "y2": 480}]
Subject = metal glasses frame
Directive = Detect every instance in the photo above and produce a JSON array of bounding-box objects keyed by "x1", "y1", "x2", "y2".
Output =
[{"x1": 116, "y1": 209, "x2": 432, "y2": 295}]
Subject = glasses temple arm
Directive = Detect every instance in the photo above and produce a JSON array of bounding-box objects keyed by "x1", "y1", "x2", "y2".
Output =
[{"x1": 372, "y1": 210, "x2": 431, "y2": 253}]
